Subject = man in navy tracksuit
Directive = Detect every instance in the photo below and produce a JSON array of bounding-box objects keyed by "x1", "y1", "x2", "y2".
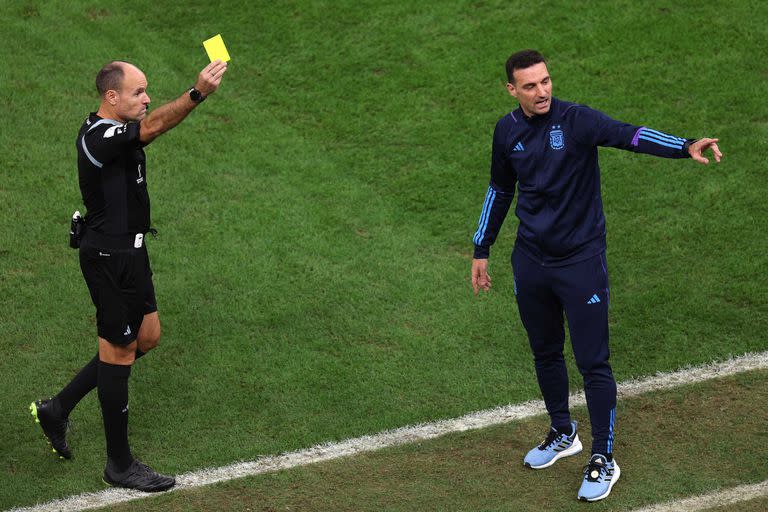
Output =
[{"x1": 471, "y1": 50, "x2": 721, "y2": 502}]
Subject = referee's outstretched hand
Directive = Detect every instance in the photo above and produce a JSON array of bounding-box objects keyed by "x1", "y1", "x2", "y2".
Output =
[
  {"x1": 472, "y1": 258, "x2": 492, "y2": 295},
  {"x1": 194, "y1": 59, "x2": 228, "y2": 97},
  {"x1": 688, "y1": 138, "x2": 722, "y2": 165}
]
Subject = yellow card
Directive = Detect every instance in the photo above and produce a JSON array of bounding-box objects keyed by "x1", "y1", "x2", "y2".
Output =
[{"x1": 203, "y1": 34, "x2": 231, "y2": 63}]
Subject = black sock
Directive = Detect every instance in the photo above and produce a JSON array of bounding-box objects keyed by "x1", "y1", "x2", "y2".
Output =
[
  {"x1": 55, "y1": 354, "x2": 99, "y2": 417},
  {"x1": 135, "y1": 349, "x2": 146, "y2": 360},
  {"x1": 555, "y1": 424, "x2": 573, "y2": 436},
  {"x1": 98, "y1": 361, "x2": 133, "y2": 472}
]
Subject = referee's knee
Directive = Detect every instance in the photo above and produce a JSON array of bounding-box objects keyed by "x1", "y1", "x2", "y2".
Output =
[{"x1": 137, "y1": 329, "x2": 161, "y2": 352}]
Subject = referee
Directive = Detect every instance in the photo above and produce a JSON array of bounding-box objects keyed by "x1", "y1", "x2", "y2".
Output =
[
  {"x1": 470, "y1": 50, "x2": 721, "y2": 502},
  {"x1": 30, "y1": 59, "x2": 227, "y2": 491}
]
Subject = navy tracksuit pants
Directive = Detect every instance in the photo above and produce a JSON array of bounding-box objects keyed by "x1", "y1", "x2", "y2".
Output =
[{"x1": 512, "y1": 248, "x2": 617, "y2": 456}]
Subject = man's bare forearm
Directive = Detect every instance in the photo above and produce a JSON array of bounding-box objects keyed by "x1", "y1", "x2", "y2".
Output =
[
  {"x1": 139, "y1": 93, "x2": 197, "y2": 144},
  {"x1": 138, "y1": 60, "x2": 227, "y2": 145}
]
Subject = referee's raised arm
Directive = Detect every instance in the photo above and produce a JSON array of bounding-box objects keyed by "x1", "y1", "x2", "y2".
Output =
[{"x1": 139, "y1": 59, "x2": 228, "y2": 144}]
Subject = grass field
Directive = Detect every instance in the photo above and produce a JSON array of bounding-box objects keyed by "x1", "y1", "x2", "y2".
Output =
[
  {"x1": 100, "y1": 370, "x2": 768, "y2": 511},
  {"x1": 1, "y1": 0, "x2": 766, "y2": 510}
]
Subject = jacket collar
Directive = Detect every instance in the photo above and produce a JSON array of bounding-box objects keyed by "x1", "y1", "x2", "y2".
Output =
[{"x1": 517, "y1": 97, "x2": 557, "y2": 125}]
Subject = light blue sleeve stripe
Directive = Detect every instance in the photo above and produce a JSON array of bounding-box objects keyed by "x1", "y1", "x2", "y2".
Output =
[
  {"x1": 473, "y1": 188, "x2": 493, "y2": 245},
  {"x1": 477, "y1": 189, "x2": 497, "y2": 244},
  {"x1": 80, "y1": 136, "x2": 103, "y2": 168},
  {"x1": 473, "y1": 187, "x2": 496, "y2": 245},
  {"x1": 640, "y1": 132, "x2": 683, "y2": 146},
  {"x1": 642, "y1": 130, "x2": 685, "y2": 145},
  {"x1": 639, "y1": 130, "x2": 684, "y2": 147},
  {"x1": 644, "y1": 128, "x2": 685, "y2": 143},
  {"x1": 638, "y1": 134, "x2": 683, "y2": 149}
]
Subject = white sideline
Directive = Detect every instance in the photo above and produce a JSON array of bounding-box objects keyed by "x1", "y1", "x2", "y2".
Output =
[
  {"x1": 8, "y1": 351, "x2": 768, "y2": 512},
  {"x1": 627, "y1": 479, "x2": 768, "y2": 512}
]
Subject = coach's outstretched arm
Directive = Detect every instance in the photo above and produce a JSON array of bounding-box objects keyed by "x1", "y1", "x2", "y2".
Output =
[
  {"x1": 140, "y1": 59, "x2": 228, "y2": 144},
  {"x1": 566, "y1": 106, "x2": 724, "y2": 166}
]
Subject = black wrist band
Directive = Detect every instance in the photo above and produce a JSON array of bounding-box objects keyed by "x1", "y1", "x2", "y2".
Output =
[{"x1": 682, "y1": 138, "x2": 697, "y2": 158}]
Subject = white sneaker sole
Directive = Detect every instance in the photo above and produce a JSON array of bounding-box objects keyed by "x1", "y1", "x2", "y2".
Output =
[
  {"x1": 579, "y1": 461, "x2": 621, "y2": 502},
  {"x1": 525, "y1": 434, "x2": 583, "y2": 469}
]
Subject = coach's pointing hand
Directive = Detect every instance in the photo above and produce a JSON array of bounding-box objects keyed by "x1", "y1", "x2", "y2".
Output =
[
  {"x1": 471, "y1": 258, "x2": 492, "y2": 295},
  {"x1": 688, "y1": 138, "x2": 722, "y2": 164},
  {"x1": 195, "y1": 59, "x2": 228, "y2": 97}
]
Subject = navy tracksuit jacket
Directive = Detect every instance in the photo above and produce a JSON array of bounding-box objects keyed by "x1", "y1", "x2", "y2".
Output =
[{"x1": 473, "y1": 97, "x2": 691, "y2": 454}]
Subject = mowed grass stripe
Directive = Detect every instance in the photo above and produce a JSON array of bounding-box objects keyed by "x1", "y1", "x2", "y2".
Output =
[
  {"x1": 703, "y1": 496, "x2": 768, "y2": 512},
  {"x1": 627, "y1": 480, "x2": 768, "y2": 512},
  {"x1": 95, "y1": 368, "x2": 768, "y2": 512},
  {"x1": 9, "y1": 351, "x2": 767, "y2": 512}
]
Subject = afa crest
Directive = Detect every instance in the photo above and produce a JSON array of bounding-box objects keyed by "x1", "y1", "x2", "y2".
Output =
[{"x1": 549, "y1": 125, "x2": 565, "y2": 150}]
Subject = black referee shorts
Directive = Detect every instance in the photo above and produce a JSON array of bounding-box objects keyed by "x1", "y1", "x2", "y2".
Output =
[{"x1": 79, "y1": 232, "x2": 157, "y2": 346}]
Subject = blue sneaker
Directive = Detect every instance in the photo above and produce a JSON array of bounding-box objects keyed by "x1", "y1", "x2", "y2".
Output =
[
  {"x1": 523, "y1": 421, "x2": 582, "y2": 469},
  {"x1": 578, "y1": 454, "x2": 620, "y2": 501}
]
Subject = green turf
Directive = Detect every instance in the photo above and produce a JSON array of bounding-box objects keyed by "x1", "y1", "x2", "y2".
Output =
[
  {"x1": 1, "y1": 0, "x2": 767, "y2": 509},
  {"x1": 99, "y1": 370, "x2": 768, "y2": 512},
  {"x1": 708, "y1": 497, "x2": 768, "y2": 512}
]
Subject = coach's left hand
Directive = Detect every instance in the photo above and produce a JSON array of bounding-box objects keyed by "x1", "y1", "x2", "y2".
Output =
[{"x1": 688, "y1": 138, "x2": 722, "y2": 164}]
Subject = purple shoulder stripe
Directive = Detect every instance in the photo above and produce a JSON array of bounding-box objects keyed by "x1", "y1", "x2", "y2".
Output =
[{"x1": 631, "y1": 127, "x2": 645, "y2": 147}]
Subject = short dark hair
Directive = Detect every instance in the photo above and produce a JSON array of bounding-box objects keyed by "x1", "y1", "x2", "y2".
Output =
[
  {"x1": 95, "y1": 61, "x2": 126, "y2": 96},
  {"x1": 505, "y1": 50, "x2": 547, "y2": 83}
]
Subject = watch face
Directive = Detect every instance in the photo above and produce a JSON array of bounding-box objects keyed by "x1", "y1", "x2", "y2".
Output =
[{"x1": 190, "y1": 89, "x2": 203, "y2": 102}]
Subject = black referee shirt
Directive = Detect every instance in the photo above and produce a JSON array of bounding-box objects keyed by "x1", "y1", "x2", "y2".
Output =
[{"x1": 76, "y1": 113, "x2": 150, "y2": 236}]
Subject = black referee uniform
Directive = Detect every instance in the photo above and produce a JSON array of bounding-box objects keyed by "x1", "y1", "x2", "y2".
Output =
[
  {"x1": 71, "y1": 112, "x2": 169, "y2": 484},
  {"x1": 31, "y1": 58, "x2": 226, "y2": 492},
  {"x1": 77, "y1": 113, "x2": 156, "y2": 345}
]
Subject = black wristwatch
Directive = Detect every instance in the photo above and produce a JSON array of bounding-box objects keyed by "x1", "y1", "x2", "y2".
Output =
[{"x1": 188, "y1": 87, "x2": 206, "y2": 103}]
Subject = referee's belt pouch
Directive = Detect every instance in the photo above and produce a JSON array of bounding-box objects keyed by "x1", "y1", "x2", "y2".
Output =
[{"x1": 69, "y1": 212, "x2": 84, "y2": 249}]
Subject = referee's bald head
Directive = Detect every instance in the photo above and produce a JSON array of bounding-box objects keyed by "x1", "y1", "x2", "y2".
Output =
[{"x1": 96, "y1": 61, "x2": 141, "y2": 97}]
